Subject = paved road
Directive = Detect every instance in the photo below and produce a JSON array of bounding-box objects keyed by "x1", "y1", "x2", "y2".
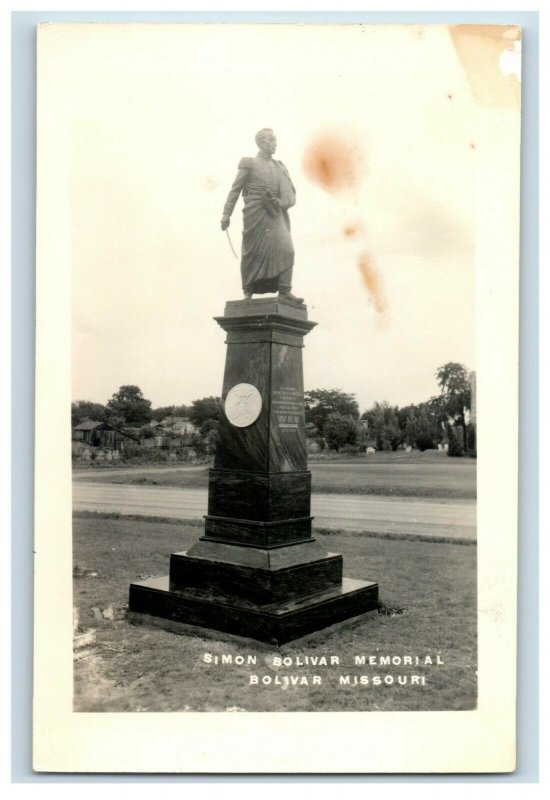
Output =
[{"x1": 73, "y1": 482, "x2": 476, "y2": 540}]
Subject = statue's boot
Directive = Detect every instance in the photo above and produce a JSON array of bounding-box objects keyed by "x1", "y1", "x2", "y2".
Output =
[
  {"x1": 279, "y1": 290, "x2": 304, "y2": 303},
  {"x1": 243, "y1": 291, "x2": 253, "y2": 300}
]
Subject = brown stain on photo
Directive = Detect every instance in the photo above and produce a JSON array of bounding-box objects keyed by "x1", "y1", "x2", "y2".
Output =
[
  {"x1": 343, "y1": 220, "x2": 365, "y2": 238},
  {"x1": 302, "y1": 131, "x2": 366, "y2": 195},
  {"x1": 203, "y1": 176, "x2": 220, "y2": 190},
  {"x1": 303, "y1": 131, "x2": 388, "y2": 316},
  {"x1": 449, "y1": 25, "x2": 521, "y2": 108},
  {"x1": 358, "y1": 253, "x2": 387, "y2": 315}
]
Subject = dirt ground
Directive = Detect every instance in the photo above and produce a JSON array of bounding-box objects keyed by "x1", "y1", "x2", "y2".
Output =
[{"x1": 73, "y1": 513, "x2": 477, "y2": 712}]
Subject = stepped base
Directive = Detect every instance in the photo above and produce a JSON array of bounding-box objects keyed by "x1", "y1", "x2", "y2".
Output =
[
  {"x1": 129, "y1": 575, "x2": 379, "y2": 645},
  {"x1": 171, "y1": 541, "x2": 343, "y2": 603}
]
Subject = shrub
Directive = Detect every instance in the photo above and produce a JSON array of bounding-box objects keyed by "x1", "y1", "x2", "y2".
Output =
[
  {"x1": 120, "y1": 440, "x2": 145, "y2": 461},
  {"x1": 415, "y1": 433, "x2": 435, "y2": 452}
]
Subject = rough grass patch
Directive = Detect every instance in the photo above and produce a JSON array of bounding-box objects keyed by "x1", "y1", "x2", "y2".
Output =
[{"x1": 73, "y1": 513, "x2": 477, "y2": 713}]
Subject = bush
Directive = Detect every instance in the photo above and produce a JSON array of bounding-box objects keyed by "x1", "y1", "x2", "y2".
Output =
[
  {"x1": 120, "y1": 440, "x2": 145, "y2": 461},
  {"x1": 415, "y1": 433, "x2": 435, "y2": 452}
]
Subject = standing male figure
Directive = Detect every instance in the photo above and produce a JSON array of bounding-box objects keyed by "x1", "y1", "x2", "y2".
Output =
[{"x1": 221, "y1": 129, "x2": 303, "y2": 302}]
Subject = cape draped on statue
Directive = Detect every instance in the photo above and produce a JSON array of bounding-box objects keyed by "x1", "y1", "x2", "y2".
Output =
[{"x1": 223, "y1": 154, "x2": 296, "y2": 294}]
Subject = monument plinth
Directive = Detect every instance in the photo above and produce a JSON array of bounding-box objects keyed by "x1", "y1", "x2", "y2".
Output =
[{"x1": 129, "y1": 297, "x2": 379, "y2": 644}]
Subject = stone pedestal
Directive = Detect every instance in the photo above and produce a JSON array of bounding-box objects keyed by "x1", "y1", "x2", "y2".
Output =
[{"x1": 129, "y1": 297, "x2": 379, "y2": 644}]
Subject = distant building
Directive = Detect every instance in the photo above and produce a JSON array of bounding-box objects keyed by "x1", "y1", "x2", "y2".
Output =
[
  {"x1": 139, "y1": 416, "x2": 203, "y2": 452},
  {"x1": 158, "y1": 416, "x2": 199, "y2": 436},
  {"x1": 72, "y1": 419, "x2": 139, "y2": 451}
]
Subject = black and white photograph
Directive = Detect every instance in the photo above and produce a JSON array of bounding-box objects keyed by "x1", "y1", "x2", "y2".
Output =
[{"x1": 33, "y1": 21, "x2": 521, "y2": 772}]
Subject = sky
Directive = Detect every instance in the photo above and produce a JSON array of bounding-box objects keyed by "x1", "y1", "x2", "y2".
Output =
[{"x1": 50, "y1": 23, "x2": 516, "y2": 412}]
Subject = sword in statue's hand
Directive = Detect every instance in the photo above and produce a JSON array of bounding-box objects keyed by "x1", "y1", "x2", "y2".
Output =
[
  {"x1": 221, "y1": 214, "x2": 238, "y2": 259},
  {"x1": 225, "y1": 228, "x2": 238, "y2": 260}
]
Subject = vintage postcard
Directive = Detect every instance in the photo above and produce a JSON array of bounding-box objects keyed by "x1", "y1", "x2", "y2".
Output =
[{"x1": 34, "y1": 23, "x2": 520, "y2": 772}]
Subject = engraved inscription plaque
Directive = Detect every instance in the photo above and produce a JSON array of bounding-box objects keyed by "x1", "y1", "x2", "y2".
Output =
[
  {"x1": 272, "y1": 386, "x2": 302, "y2": 430},
  {"x1": 224, "y1": 383, "x2": 262, "y2": 428}
]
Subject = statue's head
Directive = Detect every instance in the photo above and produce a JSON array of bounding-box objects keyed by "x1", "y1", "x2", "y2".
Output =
[{"x1": 255, "y1": 128, "x2": 277, "y2": 155}]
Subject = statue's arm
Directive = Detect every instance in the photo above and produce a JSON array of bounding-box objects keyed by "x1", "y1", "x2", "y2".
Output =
[
  {"x1": 222, "y1": 168, "x2": 248, "y2": 218},
  {"x1": 221, "y1": 158, "x2": 252, "y2": 227}
]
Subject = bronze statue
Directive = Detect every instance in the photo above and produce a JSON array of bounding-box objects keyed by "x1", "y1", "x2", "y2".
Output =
[{"x1": 221, "y1": 129, "x2": 303, "y2": 302}]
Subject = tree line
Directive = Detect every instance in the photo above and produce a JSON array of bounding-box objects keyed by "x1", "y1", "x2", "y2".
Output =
[
  {"x1": 71, "y1": 387, "x2": 220, "y2": 437},
  {"x1": 71, "y1": 362, "x2": 475, "y2": 458},
  {"x1": 305, "y1": 363, "x2": 474, "y2": 456}
]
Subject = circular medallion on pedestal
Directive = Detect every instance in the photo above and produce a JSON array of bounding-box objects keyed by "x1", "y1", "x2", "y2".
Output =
[{"x1": 224, "y1": 383, "x2": 263, "y2": 428}]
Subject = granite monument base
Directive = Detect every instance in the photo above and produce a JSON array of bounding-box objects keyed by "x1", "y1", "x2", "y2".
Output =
[
  {"x1": 128, "y1": 296, "x2": 379, "y2": 644},
  {"x1": 129, "y1": 575, "x2": 378, "y2": 646}
]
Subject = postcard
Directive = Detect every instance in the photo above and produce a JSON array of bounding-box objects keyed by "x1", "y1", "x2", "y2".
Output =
[{"x1": 34, "y1": 22, "x2": 520, "y2": 772}]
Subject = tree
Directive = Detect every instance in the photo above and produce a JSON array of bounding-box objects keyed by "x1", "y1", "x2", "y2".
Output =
[
  {"x1": 305, "y1": 389, "x2": 359, "y2": 437},
  {"x1": 323, "y1": 413, "x2": 359, "y2": 452},
  {"x1": 71, "y1": 400, "x2": 107, "y2": 428},
  {"x1": 106, "y1": 385, "x2": 153, "y2": 426},
  {"x1": 188, "y1": 396, "x2": 222, "y2": 434},
  {"x1": 199, "y1": 418, "x2": 220, "y2": 454},
  {"x1": 433, "y1": 362, "x2": 471, "y2": 441},
  {"x1": 362, "y1": 401, "x2": 402, "y2": 451},
  {"x1": 150, "y1": 405, "x2": 176, "y2": 422},
  {"x1": 446, "y1": 423, "x2": 464, "y2": 457},
  {"x1": 397, "y1": 402, "x2": 441, "y2": 447},
  {"x1": 199, "y1": 418, "x2": 219, "y2": 436},
  {"x1": 151, "y1": 404, "x2": 191, "y2": 422}
]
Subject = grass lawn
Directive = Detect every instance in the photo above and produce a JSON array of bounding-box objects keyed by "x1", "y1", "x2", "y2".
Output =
[
  {"x1": 74, "y1": 450, "x2": 476, "y2": 500},
  {"x1": 73, "y1": 512, "x2": 477, "y2": 712}
]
